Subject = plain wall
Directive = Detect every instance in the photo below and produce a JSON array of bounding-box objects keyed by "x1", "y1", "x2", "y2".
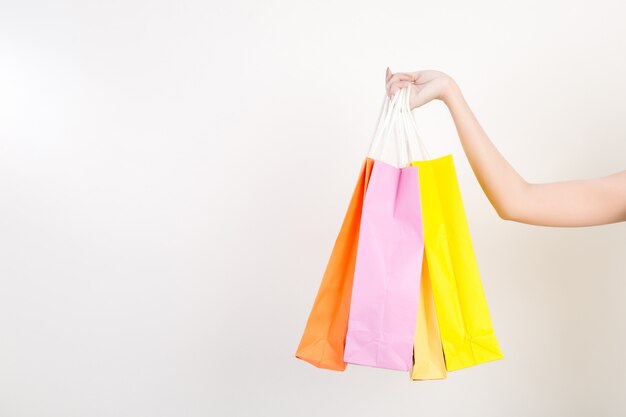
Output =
[{"x1": 1, "y1": 0, "x2": 625, "y2": 416}]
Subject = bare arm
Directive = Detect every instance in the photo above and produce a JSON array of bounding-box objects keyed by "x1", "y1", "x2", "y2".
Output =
[
  {"x1": 386, "y1": 68, "x2": 626, "y2": 227},
  {"x1": 441, "y1": 80, "x2": 626, "y2": 227}
]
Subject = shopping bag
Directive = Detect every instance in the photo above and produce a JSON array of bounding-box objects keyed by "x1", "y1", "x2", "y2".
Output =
[
  {"x1": 343, "y1": 159, "x2": 424, "y2": 371},
  {"x1": 295, "y1": 157, "x2": 375, "y2": 371},
  {"x1": 411, "y1": 155, "x2": 504, "y2": 371},
  {"x1": 410, "y1": 249, "x2": 447, "y2": 380}
]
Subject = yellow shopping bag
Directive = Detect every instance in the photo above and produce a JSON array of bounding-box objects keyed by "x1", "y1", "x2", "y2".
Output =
[
  {"x1": 411, "y1": 155, "x2": 504, "y2": 372},
  {"x1": 410, "y1": 249, "x2": 447, "y2": 380}
]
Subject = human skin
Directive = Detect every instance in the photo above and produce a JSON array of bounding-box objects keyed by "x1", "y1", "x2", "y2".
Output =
[{"x1": 385, "y1": 68, "x2": 626, "y2": 227}]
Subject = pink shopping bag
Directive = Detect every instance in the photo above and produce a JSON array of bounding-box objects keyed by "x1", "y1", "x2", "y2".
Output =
[{"x1": 343, "y1": 159, "x2": 424, "y2": 371}]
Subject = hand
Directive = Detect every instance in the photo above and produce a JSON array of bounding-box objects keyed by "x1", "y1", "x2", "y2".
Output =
[{"x1": 385, "y1": 67, "x2": 456, "y2": 110}]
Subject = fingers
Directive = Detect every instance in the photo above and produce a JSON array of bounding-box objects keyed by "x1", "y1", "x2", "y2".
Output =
[
  {"x1": 385, "y1": 69, "x2": 414, "y2": 98},
  {"x1": 406, "y1": 71, "x2": 421, "y2": 83},
  {"x1": 388, "y1": 80, "x2": 413, "y2": 99},
  {"x1": 386, "y1": 73, "x2": 413, "y2": 92}
]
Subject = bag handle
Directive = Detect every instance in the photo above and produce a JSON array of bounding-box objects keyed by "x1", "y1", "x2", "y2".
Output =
[{"x1": 367, "y1": 85, "x2": 430, "y2": 167}]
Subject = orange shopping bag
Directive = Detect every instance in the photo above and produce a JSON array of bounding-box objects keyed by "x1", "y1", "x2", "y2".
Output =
[{"x1": 295, "y1": 158, "x2": 374, "y2": 370}]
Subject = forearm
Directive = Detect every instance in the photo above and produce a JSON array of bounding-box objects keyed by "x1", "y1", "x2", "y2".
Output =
[
  {"x1": 440, "y1": 79, "x2": 626, "y2": 227},
  {"x1": 441, "y1": 80, "x2": 528, "y2": 220}
]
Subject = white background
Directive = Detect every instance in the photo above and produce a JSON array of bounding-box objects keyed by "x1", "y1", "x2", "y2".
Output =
[{"x1": 1, "y1": 1, "x2": 625, "y2": 416}]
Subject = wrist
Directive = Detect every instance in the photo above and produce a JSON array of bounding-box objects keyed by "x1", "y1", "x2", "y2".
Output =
[{"x1": 439, "y1": 77, "x2": 462, "y2": 107}]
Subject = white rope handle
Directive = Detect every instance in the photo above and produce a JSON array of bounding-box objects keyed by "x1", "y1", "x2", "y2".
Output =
[
  {"x1": 367, "y1": 90, "x2": 401, "y2": 161},
  {"x1": 399, "y1": 84, "x2": 431, "y2": 162},
  {"x1": 367, "y1": 84, "x2": 430, "y2": 167},
  {"x1": 402, "y1": 85, "x2": 431, "y2": 161}
]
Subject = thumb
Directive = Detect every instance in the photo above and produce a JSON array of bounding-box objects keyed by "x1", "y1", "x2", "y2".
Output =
[{"x1": 386, "y1": 67, "x2": 392, "y2": 81}]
